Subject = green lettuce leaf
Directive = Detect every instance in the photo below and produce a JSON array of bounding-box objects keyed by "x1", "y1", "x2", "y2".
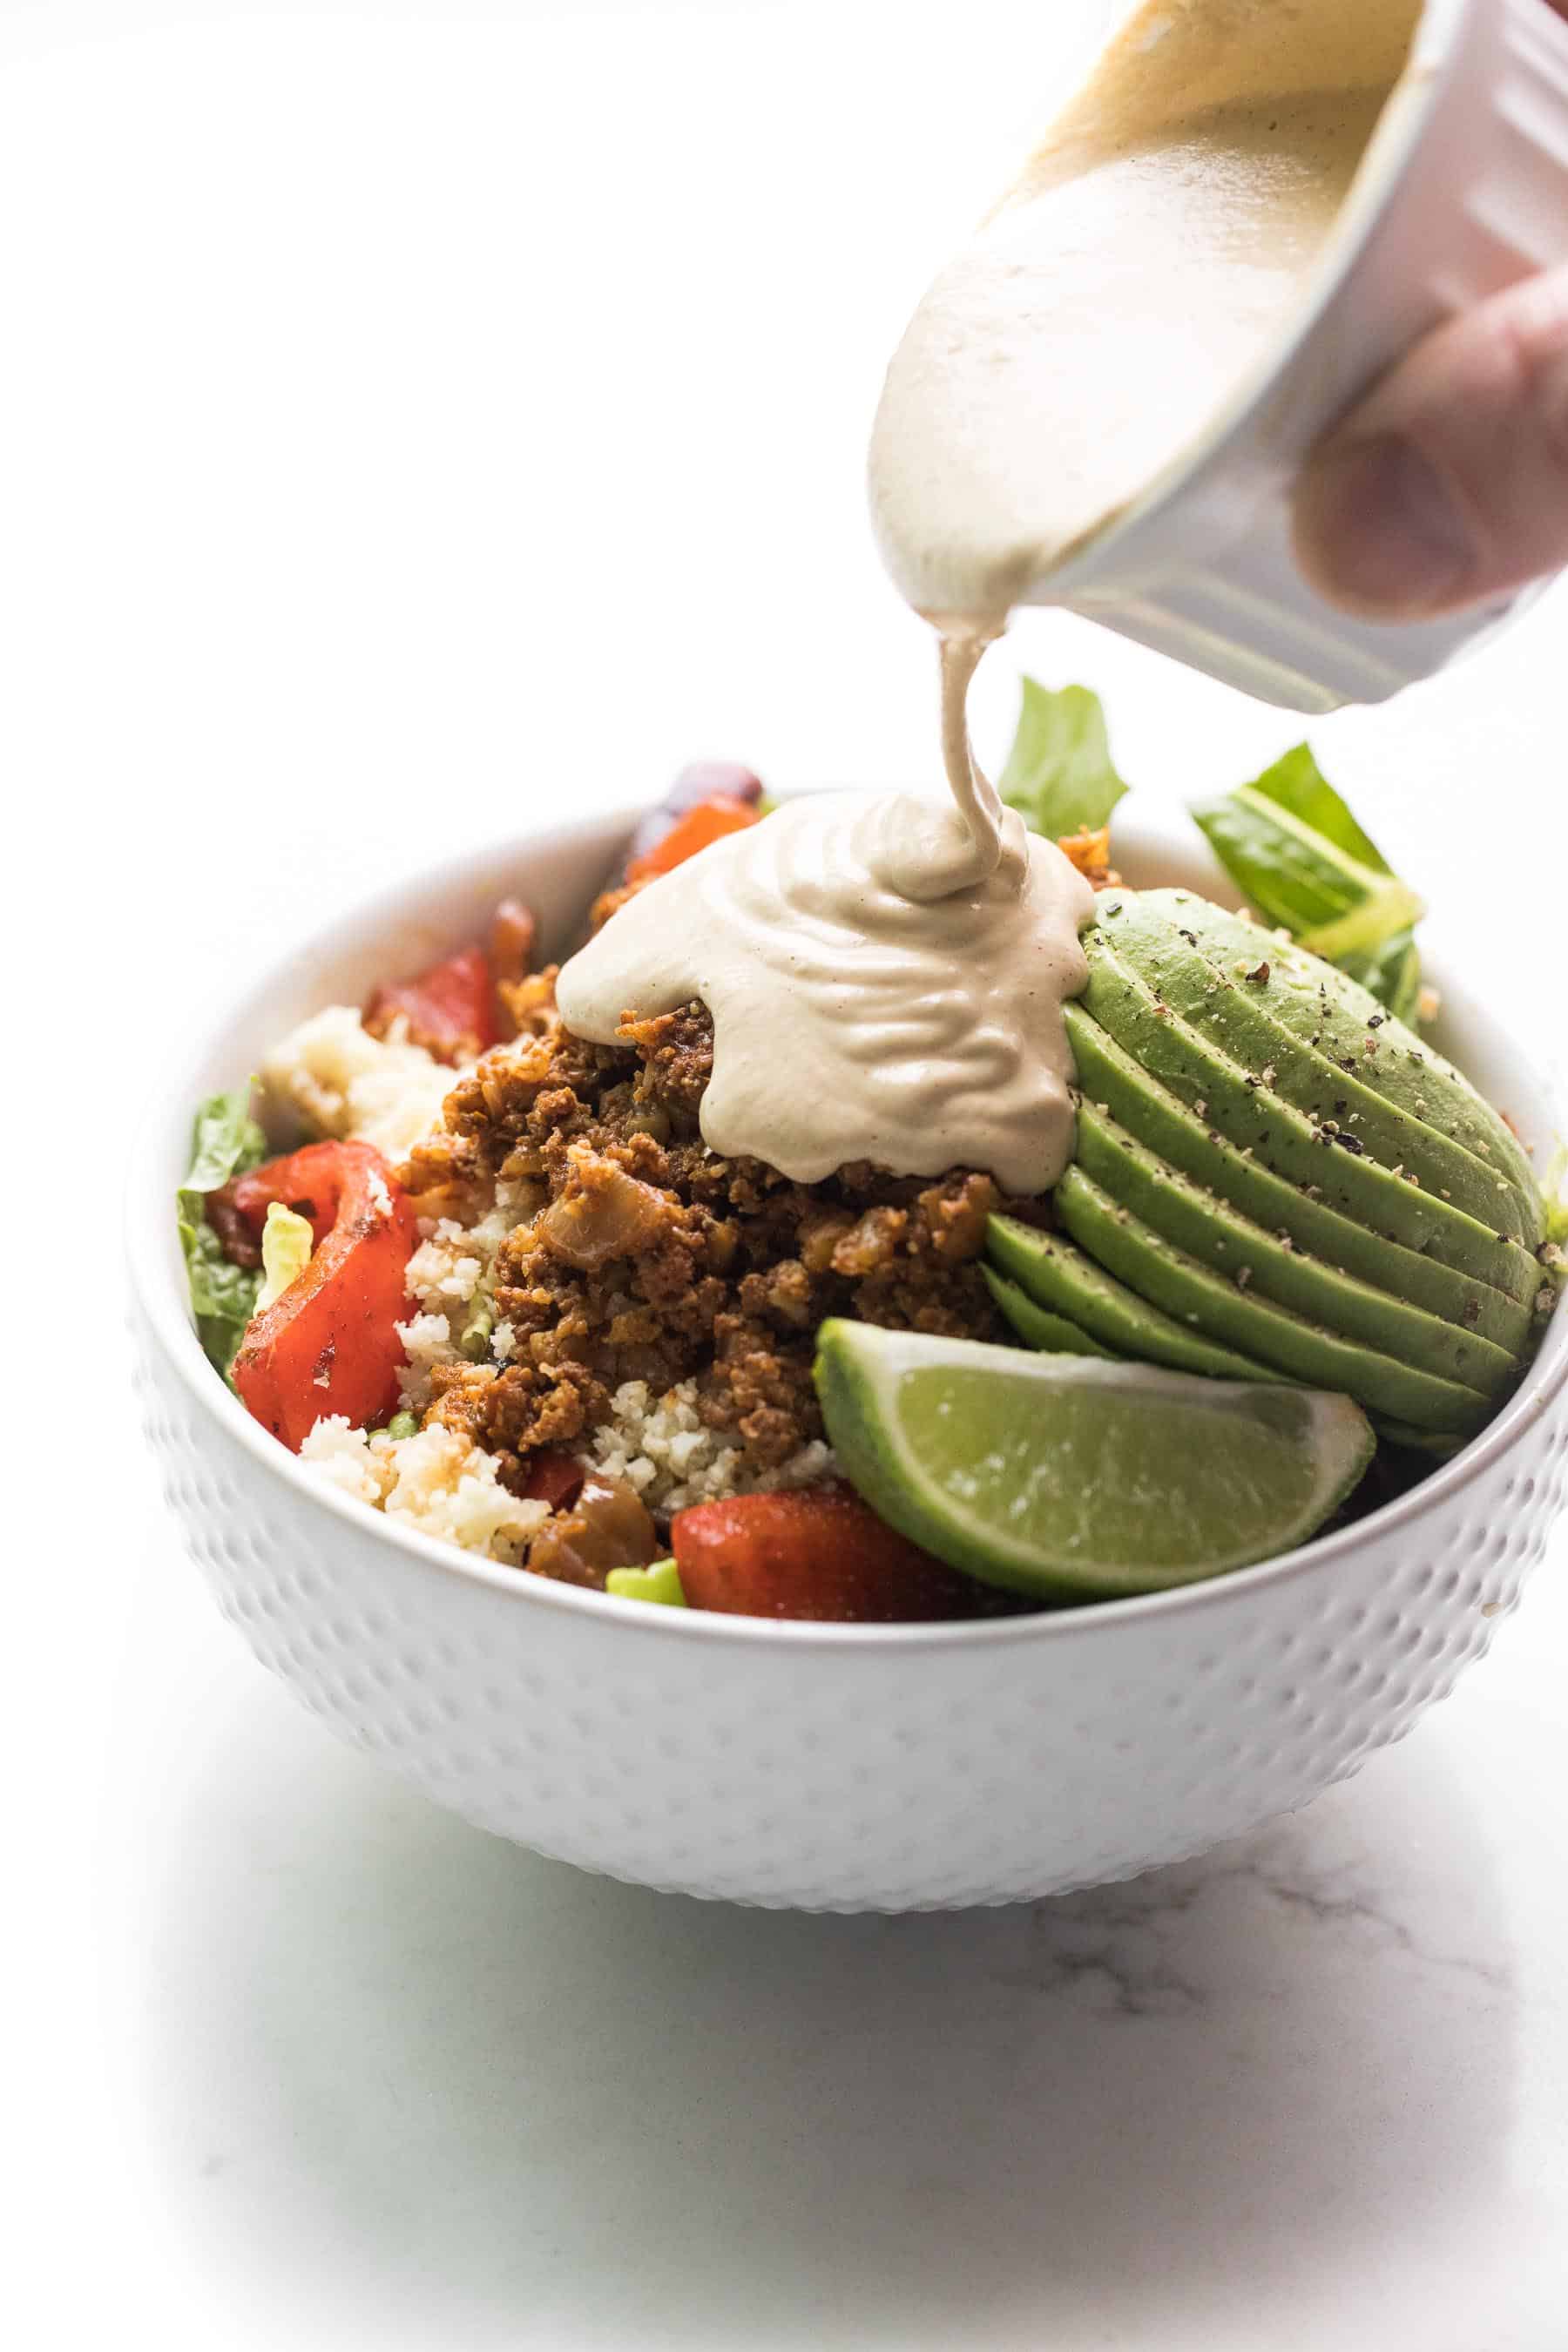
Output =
[
  {"x1": 177, "y1": 1085, "x2": 267, "y2": 1227},
  {"x1": 1191, "y1": 745, "x2": 1426, "y2": 1004},
  {"x1": 1336, "y1": 927, "x2": 1423, "y2": 1029},
  {"x1": 605, "y1": 1558, "x2": 687, "y2": 1607},
  {"x1": 177, "y1": 1085, "x2": 268, "y2": 1382},
  {"x1": 1000, "y1": 679, "x2": 1128, "y2": 840},
  {"x1": 1224, "y1": 742, "x2": 1390, "y2": 871},
  {"x1": 180, "y1": 1221, "x2": 263, "y2": 1382},
  {"x1": 1544, "y1": 1148, "x2": 1568, "y2": 1251},
  {"x1": 257, "y1": 1200, "x2": 314, "y2": 1312}
]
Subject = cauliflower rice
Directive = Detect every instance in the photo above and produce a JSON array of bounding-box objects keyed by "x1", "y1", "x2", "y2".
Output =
[
  {"x1": 263, "y1": 1004, "x2": 461, "y2": 1163},
  {"x1": 287, "y1": 1074, "x2": 839, "y2": 1556},
  {"x1": 301, "y1": 1417, "x2": 550, "y2": 1565}
]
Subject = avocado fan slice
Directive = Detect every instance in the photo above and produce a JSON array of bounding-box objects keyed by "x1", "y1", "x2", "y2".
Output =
[
  {"x1": 1372, "y1": 1421, "x2": 1467, "y2": 1461},
  {"x1": 1080, "y1": 927, "x2": 1535, "y2": 1303},
  {"x1": 1098, "y1": 894, "x2": 1537, "y2": 1246},
  {"x1": 1072, "y1": 1097, "x2": 1515, "y2": 1400},
  {"x1": 1063, "y1": 1004, "x2": 1535, "y2": 1357},
  {"x1": 1055, "y1": 1165, "x2": 1493, "y2": 1437},
  {"x1": 988, "y1": 1214, "x2": 1278, "y2": 1382},
  {"x1": 982, "y1": 1267, "x2": 1120, "y2": 1359},
  {"x1": 1134, "y1": 891, "x2": 1542, "y2": 1227}
]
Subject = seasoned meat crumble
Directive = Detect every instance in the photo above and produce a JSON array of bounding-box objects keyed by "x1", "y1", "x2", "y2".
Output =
[{"x1": 397, "y1": 984, "x2": 1044, "y2": 1494}]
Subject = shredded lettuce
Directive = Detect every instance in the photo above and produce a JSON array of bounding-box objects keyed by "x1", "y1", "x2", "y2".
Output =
[
  {"x1": 605, "y1": 1558, "x2": 687, "y2": 1607},
  {"x1": 178, "y1": 1085, "x2": 267, "y2": 1215},
  {"x1": 1544, "y1": 1147, "x2": 1568, "y2": 1250},
  {"x1": 1000, "y1": 679, "x2": 1128, "y2": 841},
  {"x1": 1336, "y1": 926, "x2": 1423, "y2": 1029},
  {"x1": 257, "y1": 1200, "x2": 314, "y2": 1311},
  {"x1": 1191, "y1": 745, "x2": 1427, "y2": 1010},
  {"x1": 177, "y1": 1084, "x2": 268, "y2": 1383}
]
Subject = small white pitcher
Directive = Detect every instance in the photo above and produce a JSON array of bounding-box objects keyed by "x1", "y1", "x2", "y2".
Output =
[{"x1": 1023, "y1": 0, "x2": 1568, "y2": 711}]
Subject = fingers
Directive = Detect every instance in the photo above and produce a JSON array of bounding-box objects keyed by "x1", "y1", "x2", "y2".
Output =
[{"x1": 1293, "y1": 267, "x2": 1568, "y2": 619}]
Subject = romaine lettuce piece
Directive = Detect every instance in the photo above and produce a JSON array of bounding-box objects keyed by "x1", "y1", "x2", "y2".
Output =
[
  {"x1": 1192, "y1": 744, "x2": 1427, "y2": 1009},
  {"x1": 1544, "y1": 1147, "x2": 1568, "y2": 1251},
  {"x1": 1336, "y1": 926, "x2": 1423, "y2": 1029},
  {"x1": 257, "y1": 1201, "x2": 314, "y2": 1311},
  {"x1": 178, "y1": 1085, "x2": 267, "y2": 1215},
  {"x1": 177, "y1": 1084, "x2": 268, "y2": 1382},
  {"x1": 1001, "y1": 679, "x2": 1128, "y2": 841},
  {"x1": 179, "y1": 1222, "x2": 262, "y2": 1382}
]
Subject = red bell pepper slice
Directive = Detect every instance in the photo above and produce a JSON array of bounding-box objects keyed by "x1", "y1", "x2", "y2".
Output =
[
  {"x1": 224, "y1": 1140, "x2": 354, "y2": 1252},
  {"x1": 365, "y1": 943, "x2": 498, "y2": 1064},
  {"x1": 231, "y1": 1141, "x2": 419, "y2": 1450},
  {"x1": 671, "y1": 1485, "x2": 983, "y2": 1622},
  {"x1": 490, "y1": 898, "x2": 538, "y2": 988},
  {"x1": 520, "y1": 1449, "x2": 587, "y2": 1513},
  {"x1": 625, "y1": 794, "x2": 760, "y2": 883}
]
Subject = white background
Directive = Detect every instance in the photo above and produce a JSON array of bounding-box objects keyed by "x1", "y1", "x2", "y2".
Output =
[{"x1": 5, "y1": 3, "x2": 1566, "y2": 2347}]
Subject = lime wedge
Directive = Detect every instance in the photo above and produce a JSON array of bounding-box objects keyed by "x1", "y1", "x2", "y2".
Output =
[{"x1": 814, "y1": 1321, "x2": 1374, "y2": 1601}]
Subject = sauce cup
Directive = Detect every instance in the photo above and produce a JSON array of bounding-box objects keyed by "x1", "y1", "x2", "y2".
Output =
[{"x1": 1029, "y1": 0, "x2": 1568, "y2": 711}]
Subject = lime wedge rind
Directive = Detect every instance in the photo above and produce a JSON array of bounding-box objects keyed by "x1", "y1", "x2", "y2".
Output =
[{"x1": 814, "y1": 1321, "x2": 1375, "y2": 1603}]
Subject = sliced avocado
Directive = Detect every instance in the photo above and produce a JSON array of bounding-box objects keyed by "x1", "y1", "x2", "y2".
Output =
[
  {"x1": 983, "y1": 1267, "x2": 1120, "y2": 1359},
  {"x1": 1055, "y1": 1166, "x2": 1492, "y2": 1437},
  {"x1": 1098, "y1": 895, "x2": 1536, "y2": 1245},
  {"x1": 1371, "y1": 1421, "x2": 1468, "y2": 1461},
  {"x1": 1136, "y1": 891, "x2": 1542, "y2": 1228},
  {"x1": 1080, "y1": 929, "x2": 1535, "y2": 1303},
  {"x1": 1064, "y1": 1005, "x2": 1535, "y2": 1355},
  {"x1": 1073, "y1": 1098, "x2": 1514, "y2": 1400},
  {"x1": 988, "y1": 1214, "x2": 1276, "y2": 1382}
]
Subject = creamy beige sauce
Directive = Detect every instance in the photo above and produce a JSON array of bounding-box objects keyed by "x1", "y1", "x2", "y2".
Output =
[
  {"x1": 558, "y1": 0, "x2": 1420, "y2": 1196},
  {"x1": 556, "y1": 789, "x2": 1095, "y2": 1196}
]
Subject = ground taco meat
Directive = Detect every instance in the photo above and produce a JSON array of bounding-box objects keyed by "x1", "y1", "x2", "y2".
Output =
[{"x1": 397, "y1": 986, "x2": 1044, "y2": 1491}]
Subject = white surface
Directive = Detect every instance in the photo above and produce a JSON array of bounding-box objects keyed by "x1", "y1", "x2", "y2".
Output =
[{"x1": 4, "y1": 2, "x2": 1565, "y2": 2345}]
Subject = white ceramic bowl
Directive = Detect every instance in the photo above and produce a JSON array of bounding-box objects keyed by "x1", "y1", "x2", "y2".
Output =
[{"x1": 129, "y1": 810, "x2": 1568, "y2": 1911}]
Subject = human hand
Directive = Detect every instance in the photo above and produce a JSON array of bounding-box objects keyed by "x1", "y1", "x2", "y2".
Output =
[{"x1": 1294, "y1": 0, "x2": 1568, "y2": 621}]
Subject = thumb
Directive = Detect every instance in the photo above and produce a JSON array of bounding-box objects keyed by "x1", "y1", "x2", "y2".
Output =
[{"x1": 1293, "y1": 267, "x2": 1568, "y2": 619}]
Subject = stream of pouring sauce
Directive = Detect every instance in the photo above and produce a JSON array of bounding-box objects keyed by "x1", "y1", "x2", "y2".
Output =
[{"x1": 559, "y1": 0, "x2": 1417, "y2": 1195}]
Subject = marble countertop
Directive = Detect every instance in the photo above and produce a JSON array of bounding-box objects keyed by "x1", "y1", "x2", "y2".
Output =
[{"x1": 76, "y1": 1517, "x2": 1567, "y2": 2350}]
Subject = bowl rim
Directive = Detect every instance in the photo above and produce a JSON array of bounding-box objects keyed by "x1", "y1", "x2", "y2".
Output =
[{"x1": 129, "y1": 801, "x2": 1567, "y2": 1655}]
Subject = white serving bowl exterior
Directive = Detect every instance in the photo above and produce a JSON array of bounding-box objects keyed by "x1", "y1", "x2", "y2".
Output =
[{"x1": 129, "y1": 812, "x2": 1568, "y2": 1910}]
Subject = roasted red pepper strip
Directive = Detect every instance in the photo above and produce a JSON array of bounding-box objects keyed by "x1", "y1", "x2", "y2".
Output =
[
  {"x1": 671, "y1": 1485, "x2": 983, "y2": 1623},
  {"x1": 521, "y1": 1449, "x2": 587, "y2": 1513},
  {"x1": 490, "y1": 898, "x2": 538, "y2": 988},
  {"x1": 226, "y1": 1140, "x2": 356, "y2": 1251},
  {"x1": 231, "y1": 1141, "x2": 418, "y2": 1450},
  {"x1": 365, "y1": 943, "x2": 498, "y2": 1064},
  {"x1": 624, "y1": 762, "x2": 763, "y2": 868},
  {"x1": 625, "y1": 794, "x2": 760, "y2": 883}
]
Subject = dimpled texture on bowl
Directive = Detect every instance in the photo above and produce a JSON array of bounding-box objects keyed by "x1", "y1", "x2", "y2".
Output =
[
  {"x1": 132, "y1": 1304, "x2": 1568, "y2": 1910},
  {"x1": 130, "y1": 811, "x2": 1568, "y2": 1909}
]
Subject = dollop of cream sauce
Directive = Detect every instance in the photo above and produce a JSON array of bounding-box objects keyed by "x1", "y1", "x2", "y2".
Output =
[
  {"x1": 556, "y1": 779, "x2": 1094, "y2": 1197},
  {"x1": 559, "y1": 0, "x2": 1422, "y2": 1197}
]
